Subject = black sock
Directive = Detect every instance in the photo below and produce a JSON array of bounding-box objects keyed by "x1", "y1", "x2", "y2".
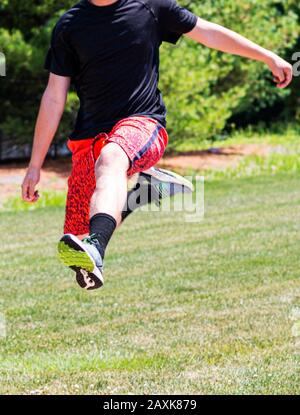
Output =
[{"x1": 89, "y1": 213, "x2": 117, "y2": 259}]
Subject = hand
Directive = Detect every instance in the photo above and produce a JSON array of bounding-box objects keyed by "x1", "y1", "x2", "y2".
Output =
[
  {"x1": 267, "y1": 53, "x2": 293, "y2": 89},
  {"x1": 22, "y1": 166, "x2": 40, "y2": 203}
]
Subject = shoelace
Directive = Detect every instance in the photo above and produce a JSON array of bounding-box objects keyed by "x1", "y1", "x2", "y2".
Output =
[{"x1": 82, "y1": 234, "x2": 99, "y2": 246}]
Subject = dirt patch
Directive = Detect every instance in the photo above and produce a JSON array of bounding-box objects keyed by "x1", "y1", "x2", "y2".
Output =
[
  {"x1": 159, "y1": 144, "x2": 273, "y2": 172},
  {"x1": 0, "y1": 144, "x2": 279, "y2": 206}
]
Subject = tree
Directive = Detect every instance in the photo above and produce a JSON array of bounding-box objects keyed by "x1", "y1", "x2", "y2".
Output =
[
  {"x1": 0, "y1": 0, "x2": 299, "y2": 152},
  {"x1": 160, "y1": 0, "x2": 299, "y2": 147}
]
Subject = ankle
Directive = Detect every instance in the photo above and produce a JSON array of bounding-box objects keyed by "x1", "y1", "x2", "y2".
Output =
[{"x1": 89, "y1": 213, "x2": 117, "y2": 259}]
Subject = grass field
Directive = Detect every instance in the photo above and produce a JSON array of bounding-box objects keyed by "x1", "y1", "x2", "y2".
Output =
[{"x1": 1, "y1": 173, "x2": 300, "y2": 394}]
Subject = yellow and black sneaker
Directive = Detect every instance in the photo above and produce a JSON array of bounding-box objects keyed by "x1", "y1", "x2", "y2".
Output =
[{"x1": 58, "y1": 234, "x2": 104, "y2": 290}]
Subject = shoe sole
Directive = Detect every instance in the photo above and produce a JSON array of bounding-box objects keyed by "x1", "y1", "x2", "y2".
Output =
[{"x1": 57, "y1": 234, "x2": 103, "y2": 291}]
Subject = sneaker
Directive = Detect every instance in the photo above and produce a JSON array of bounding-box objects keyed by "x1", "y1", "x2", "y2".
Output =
[
  {"x1": 58, "y1": 234, "x2": 104, "y2": 290},
  {"x1": 142, "y1": 166, "x2": 194, "y2": 202},
  {"x1": 126, "y1": 167, "x2": 193, "y2": 212}
]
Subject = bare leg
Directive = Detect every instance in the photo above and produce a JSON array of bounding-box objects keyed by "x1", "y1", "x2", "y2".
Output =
[{"x1": 90, "y1": 143, "x2": 130, "y2": 226}]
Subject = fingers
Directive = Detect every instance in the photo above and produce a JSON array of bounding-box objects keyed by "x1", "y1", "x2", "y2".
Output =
[
  {"x1": 22, "y1": 180, "x2": 39, "y2": 203},
  {"x1": 274, "y1": 69, "x2": 285, "y2": 86},
  {"x1": 21, "y1": 181, "x2": 29, "y2": 202},
  {"x1": 28, "y1": 180, "x2": 35, "y2": 201},
  {"x1": 21, "y1": 181, "x2": 33, "y2": 202},
  {"x1": 21, "y1": 167, "x2": 40, "y2": 203},
  {"x1": 274, "y1": 66, "x2": 293, "y2": 89},
  {"x1": 32, "y1": 190, "x2": 40, "y2": 202},
  {"x1": 277, "y1": 67, "x2": 293, "y2": 89}
]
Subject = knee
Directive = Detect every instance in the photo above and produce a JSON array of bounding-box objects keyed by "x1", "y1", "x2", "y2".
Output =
[{"x1": 95, "y1": 143, "x2": 129, "y2": 173}]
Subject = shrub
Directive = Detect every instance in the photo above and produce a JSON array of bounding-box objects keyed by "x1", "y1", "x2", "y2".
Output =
[{"x1": 0, "y1": 0, "x2": 299, "y2": 151}]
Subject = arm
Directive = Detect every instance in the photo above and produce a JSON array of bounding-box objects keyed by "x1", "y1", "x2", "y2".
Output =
[
  {"x1": 185, "y1": 17, "x2": 293, "y2": 89},
  {"x1": 22, "y1": 73, "x2": 70, "y2": 202}
]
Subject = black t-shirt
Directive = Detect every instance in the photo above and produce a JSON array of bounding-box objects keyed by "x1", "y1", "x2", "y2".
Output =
[{"x1": 45, "y1": 0, "x2": 197, "y2": 140}]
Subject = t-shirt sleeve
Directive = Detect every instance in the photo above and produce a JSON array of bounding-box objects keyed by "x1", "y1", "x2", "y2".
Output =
[
  {"x1": 158, "y1": 0, "x2": 198, "y2": 45},
  {"x1": 44, "y1": 21, "x2": 78, "y2": 77}
]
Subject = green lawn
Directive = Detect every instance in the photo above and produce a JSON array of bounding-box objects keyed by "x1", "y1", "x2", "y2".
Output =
[{"x1": 0, "y1": 173, "x2": 300, "y2": 394}]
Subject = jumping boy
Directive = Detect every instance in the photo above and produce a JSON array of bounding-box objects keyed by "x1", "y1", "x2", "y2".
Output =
[{"x1": 22, "y1": 0, "x2": 292, "y2": 290}]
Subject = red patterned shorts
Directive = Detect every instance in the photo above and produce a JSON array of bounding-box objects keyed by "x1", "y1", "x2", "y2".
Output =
[{"x1": 64, "y1": 116, "x2": 168, "y2": 236}]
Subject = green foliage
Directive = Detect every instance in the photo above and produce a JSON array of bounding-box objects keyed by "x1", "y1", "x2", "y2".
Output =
[
  {"x1": 0, "y1": 0, "x2": 299, "y2": 148},
  {"x1": 161, "y1": 0, "x2": 299, "y2": 147},
  {"x1": 0, "y1": 0, "x2": 78, "y2": 145}
]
